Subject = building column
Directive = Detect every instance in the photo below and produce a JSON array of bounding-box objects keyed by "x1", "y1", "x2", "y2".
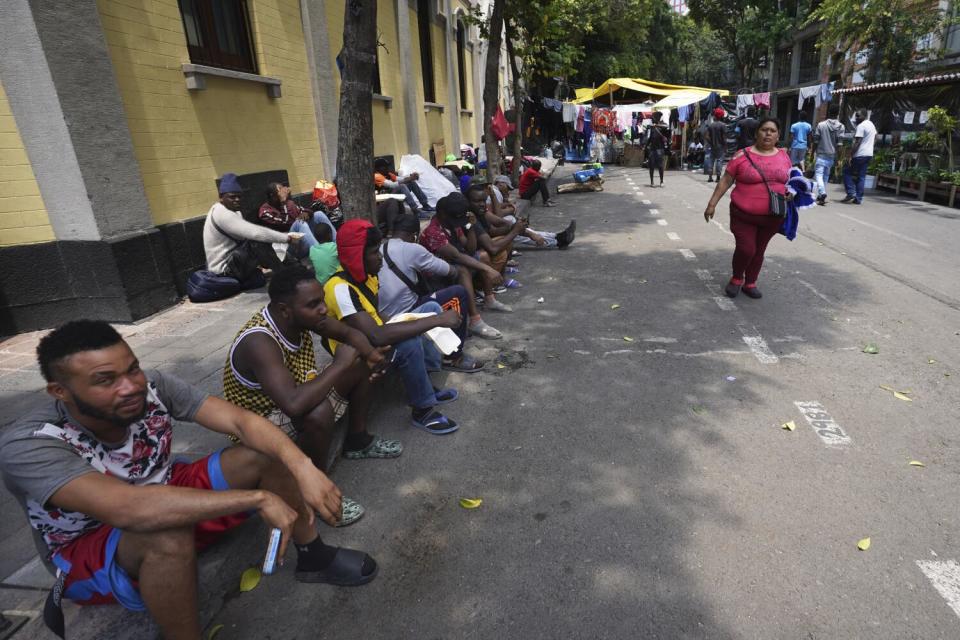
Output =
[
  {"x1": 790, "y1": 40, "x2": 802, "y2": 87},
  {"x1": 443, "y1": 0, "x2": 461, "y2": 152},
  {"x1": 473, "y1": 28, "x2": 485, "y2": 144},
  {"x1": 301, "y1": 0, "x2": 338, "y2": 177},
  {"x1": 0, "y1": 0, "x2": 178, "y2": 334},
  {"x1": 397, "y1": 0, "x2": 421, "y2": 154}
]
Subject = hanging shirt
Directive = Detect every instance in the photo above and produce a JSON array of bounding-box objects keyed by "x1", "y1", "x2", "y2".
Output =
[
  {"x1": 736, "y1": 94, "x2": 755, "y2": 114},
  {"x1": 754, "y1": 93, "x2": 771, "y2": 109},
  {"x1": 562, "y1": 103, "x2": 577, "y2": 123},
  {"x1": 798, "y1": 85, "x2": 820, "y2": 109}
]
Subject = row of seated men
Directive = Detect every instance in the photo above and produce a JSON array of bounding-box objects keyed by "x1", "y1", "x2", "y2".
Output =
[{"x1": 0, "y1": 168, "x2": 575, "y2": 639}]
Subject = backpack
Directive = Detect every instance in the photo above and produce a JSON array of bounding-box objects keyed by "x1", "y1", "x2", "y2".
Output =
[{"x1": 186, "y1": 270, "x2": 265, "y2": 303}]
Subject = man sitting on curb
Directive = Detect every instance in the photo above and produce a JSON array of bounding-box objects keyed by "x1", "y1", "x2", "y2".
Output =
[
  {"x1": 374, "y1": 158, "x2": 434, "y2": 218},
  {"x1": 224, "y1": 266, "x2": 398, "y2": 528},
  {"x1": 419, "y1": 194, "x2": 506, "y2": 340},
  {"x1": 379, "y1": 215, "x2": 485, "y2": 373},
  {"x1": 204, "y1": 173, "x2": 301, "y2": 280},
  {"x1": 258, "y1": 182, "x2": 338, "y2": 256},
  {"x1": 0, "y1": 321, "x2": 376, "y2": 640},
  {"x1": 323, "y1": 220, "x2": 464, "y2": 435},
  {"x1": 517, "y1": 159, "x2": 557, "y2": 207},
  {"x1": 487, "y1": 177, "x2": 576, "y2": 250},
  {"x1": 466, "y1": 183, "x2": 528, "y2": 313}
]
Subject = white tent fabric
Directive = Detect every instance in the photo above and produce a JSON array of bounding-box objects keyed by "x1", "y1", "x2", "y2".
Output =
[
  {"x1": 651, "y1": 89, "x2": 711, "y2": 109},
  {"x1": 398, "y1": 154, "x2": 458, "y2": 207}
]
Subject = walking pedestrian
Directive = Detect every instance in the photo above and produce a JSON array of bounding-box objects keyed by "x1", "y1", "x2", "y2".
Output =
[
  {"x1": 703, "y1": 118, "x2": 792, "y2": 300},
  {"x1": 644, "y1": 111, "x2": 669, "y2": 187},
  {"x1": 789, "y1": 111, "x2": 812, "y2": 170},
  {"x1": 735, "y1": 106, "x2": 759, "y2": 150},
  {"x1": 842, "y1": 109, "x2": 877, "y2": 205},
  {"x1": 812, "y1": 104, "x2": 845, "y2": 205},
  {"x1": 706, "y1": 108, "x2": 727, "y2": 183}
]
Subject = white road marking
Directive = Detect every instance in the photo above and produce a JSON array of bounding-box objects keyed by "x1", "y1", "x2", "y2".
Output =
[
  {"x1": 797, "y1": 279, "x2": 835, "y2": 306},
  {"x1": 679, "y1": 249, "x2": 697, "y2": 260},
  {"x1": 738, "y1": 325, "x2": 779, "y2": 364},
  {"x1": 657, "y1": 219, "x2": 668, "y2": 226},
  {"x1": 644, "y1": 337, "x2": 677, "y2": 343},
  {"x1": 917, "y1": 560, "x2": 960, "y2": 620},
  {"x1": 695, "y1": 269, "x2": 713, "y2": 281},
  {"x1": 638, "y1": 192, "x2": 645, "y2": 196},
  {"x1": 835, "y1": 212, "x2": 932, "y2": 248},
  {"x1": 573, "y1": 350, "x2": 592, "y2": 355},
  {"x1": 642, "y1": 199, "x2": 652, "y2": 204},
  {"x1": 714, "y1": 297, "x2": 737, "y2": 311},
  {"x1": 666, "y1": 232, "x2": 681, "y2": 241},
  {"x1": 794, "y1": 401, "x2": 852, "y2": 447},
  {"x1": 711, "y1": 220, "x2": 733, "y2": 235},
  {"x1": 649, "y1": 208, "x2": 659, "y2": 214},
  {"x1": 632, "y1": 186, "x2": 640, "y2": 191}
]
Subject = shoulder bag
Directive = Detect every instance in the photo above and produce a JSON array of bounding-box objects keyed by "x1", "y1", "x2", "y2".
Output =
[
  {"x1": 382, "y1": 240, "x2": 432, "y2": 299},
  {"x1": 743, "y1": 150, "x2": 787, "y2": 217}
]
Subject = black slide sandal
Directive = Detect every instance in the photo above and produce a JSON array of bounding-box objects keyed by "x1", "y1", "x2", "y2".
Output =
[{"x1": 295, "y1": 547, "x2": 378, "y2": 586}]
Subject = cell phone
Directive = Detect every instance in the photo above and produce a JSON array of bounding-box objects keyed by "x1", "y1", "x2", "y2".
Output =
[{"x1": 262, "y1": 527, "x2": 282, "y2": 575}]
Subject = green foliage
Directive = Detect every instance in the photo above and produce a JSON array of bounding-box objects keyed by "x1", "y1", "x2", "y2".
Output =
[
  {"x1": 688, "y1": 0, "x2": 800, "y2": 87},
  {"x1": 809, "y1": 0, "x2": 953, "y2": 83}
]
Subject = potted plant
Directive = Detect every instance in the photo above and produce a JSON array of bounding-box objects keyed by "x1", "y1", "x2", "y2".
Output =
[
  {"x1": 866, "y1": 148, "x2": 894, "y2": 189},
  {"x1": 916, "y1": 106, "x2": 957, "y2": 174}
]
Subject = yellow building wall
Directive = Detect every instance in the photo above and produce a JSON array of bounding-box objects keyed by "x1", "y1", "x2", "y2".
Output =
[
  {"x1": 96, "y1": 0, "x2": 324, "y2": 226},
  {"x1": 0, "y1": 82, "x2": 55, "y2": 247},
  {"x1": 458, "y1": 46, "x2": 475, "y2": 146}
]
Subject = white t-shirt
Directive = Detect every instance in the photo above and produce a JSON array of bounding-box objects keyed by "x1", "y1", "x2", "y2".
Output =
[{"x1": 854, "y1": 120, "x2": 877, "y2": 158}]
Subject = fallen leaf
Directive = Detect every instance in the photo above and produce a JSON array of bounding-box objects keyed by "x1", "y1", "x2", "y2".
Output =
[
  {"x1": 537, "y1": 297, "x2": 544, "y2": 303},
  {"x1": 909, "y1": 460, "x2": 925, "y2": 467},
  {"x1": 496, "y1": 363, "x2": 506, "y2": 369},
  {"x1": 858, "y1": 537, "x2": 871, "y2": 551},
  {"x1": 726, "y1": 376, "x2": 737, "y2": 382},
  {"x1": 623, "y1": 336, "x2": 635, "y2": 342},
  {"x1": 817, "y1": 242, "x2": 824, "y2": 246},
  {"x1": 459, "y1": 498, "x2": 483, "y2": 509},
  {"x1": 692, "y1": 406, "x2": 705, "y2": 414},
  {"x1": 546, "y1": 354, "x2": 557, "y2": 359},
  {"x1": 638, "y1": 278, "x2": 648, "y2": 284},
  {"x1": 879, "y1": 384, "x2": 895, "y2": 392},
  {"x1": 862, "y1": 343, "x2": 879, "y2": 354},
  {"x1": 782, "y1": 420, "x2": 796, "y2": 431},
  {"x1": 610, "y1": 304, "x2": 621, "y2": 310},
  {"x1": 240, "y1": 567, "x2": 261, "y2": 593},
  {"x1": 893, "y1": 391, "x2": 913, "y2": 402},
  {"x1": 208, "y1": 624, "x2": 225, "y2": 640},
  {"x1": 945, "y1": 373, "x2": 951, "y2": 377},
  {"x1": 928, "y1": 359, "x2": 937, "y2": 364}
]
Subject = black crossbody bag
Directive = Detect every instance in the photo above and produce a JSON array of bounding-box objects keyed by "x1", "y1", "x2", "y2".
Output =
[
  {"x1": 382, "y1": 240, "x2": 432, "y2": 299},
  {"x1": 743, "y1": 150, "x2": 788, "y2": 217}
]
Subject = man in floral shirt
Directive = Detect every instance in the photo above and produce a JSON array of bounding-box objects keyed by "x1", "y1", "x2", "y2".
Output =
[{"x1": 0, "y1": 320, "x2": 376, "y2": 639}]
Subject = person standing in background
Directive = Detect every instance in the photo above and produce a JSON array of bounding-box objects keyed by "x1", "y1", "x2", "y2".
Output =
[
  {"x1": 707, "y1": 108, "x2": 728, "y2": 183},
  {"x1": 812, "y1": 104, "x2": 845, "y2": 206},
  {"x1": 842, "y1": 109, "x2": 877, "y2": 205},
  {"x1": 789, "y1": 111, "x2": 813, "y2": 171}
]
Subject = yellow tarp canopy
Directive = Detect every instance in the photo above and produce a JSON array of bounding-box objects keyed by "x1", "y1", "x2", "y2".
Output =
[{"x1": 570, "y1": 78, "x2": 729, "y2": 104}]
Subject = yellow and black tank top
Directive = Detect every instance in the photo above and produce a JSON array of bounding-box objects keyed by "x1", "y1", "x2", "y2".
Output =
[{"x1": 223, "y1": 306, "x2": 317, "y2": 416}]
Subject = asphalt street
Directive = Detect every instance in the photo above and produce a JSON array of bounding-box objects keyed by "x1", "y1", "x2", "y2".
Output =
[
  {"x1": 203, "y1": 166, "x2": 960, "y2": 639},
  {"x1": 3, "y1": 164, "x2": 960, "y2": 639}
]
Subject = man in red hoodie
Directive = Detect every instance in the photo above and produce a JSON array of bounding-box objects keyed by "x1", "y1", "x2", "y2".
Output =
[
  {"x1": 322, "y1": 220, "x2": 464, "y2": 435},
  {"x1": 517, "y1": 159, "x2": 557, "y2": 207}
]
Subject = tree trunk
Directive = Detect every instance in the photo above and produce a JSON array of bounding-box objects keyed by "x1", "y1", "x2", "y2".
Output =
[
  {"x1": 483, "y1": 0, "x2": 505, "y2": 183},
  {"x1": 336, "y1": 0, "x2": 377, "y2": 220},
  {"x1": 505, "y1": 18, "x2": 523, "y2": 186}
]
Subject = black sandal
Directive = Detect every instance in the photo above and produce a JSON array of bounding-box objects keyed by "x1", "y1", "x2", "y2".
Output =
[{"x1": 295, "y1": 547, "x2": 378, "y2": 586}]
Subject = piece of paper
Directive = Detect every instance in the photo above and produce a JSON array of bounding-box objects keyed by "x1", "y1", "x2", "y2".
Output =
[
  {"x1": 387, "y1": 312, "x2": 461, "y2": 355},
  {"x1": 904, "y1": 111, "x2": 915, "y2": 124},
  {"x1": 919, "y1": 110, "x2": 929, "y2": 124}
]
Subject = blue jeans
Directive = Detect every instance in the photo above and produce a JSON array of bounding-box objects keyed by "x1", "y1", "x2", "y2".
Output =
[
  {"x1": 387, "y1": 181, "x2": 431, "y2": 211},
  {"x1": 843, "y1": 155, "x2": 872, "y2": 202},
  {"x1": 813, "y1": 154, "x2": 835, "y2": 198},
  {"x1": 392, "y1": 300, "x2": 442, "y2": 409},
  {"x1": 289, "y1": 211, "x2": 337, "y2": 257}
]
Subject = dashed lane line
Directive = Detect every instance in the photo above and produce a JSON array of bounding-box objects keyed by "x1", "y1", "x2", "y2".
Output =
[
  {"x1": 666, "y1": 232, "x2": 681, "y2": 241},
  {"x1": 679, "y1": 249, "x2": 697, "y2": 260},
  {"x1": 657, "y1": 219, "x2": 668, "y2": 226},
  {"x1": 917, "y1": 560, "x2": 960, "y2": 621}
]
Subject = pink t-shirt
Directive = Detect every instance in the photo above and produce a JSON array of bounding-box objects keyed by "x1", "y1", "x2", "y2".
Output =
[{"x1": 725, "y1": 148, "x2": 792, "y2": 215}]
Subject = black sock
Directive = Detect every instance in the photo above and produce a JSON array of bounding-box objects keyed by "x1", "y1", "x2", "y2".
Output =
[
  {"x1": 296, "y1": 536, "x2": 338, "y2": 570},
  {"x1": 344, "y1": 431, "x2": 374, "y2": 452},
  {"x1": 412, "y1": 406, "x2": 433, "y2": 420}
]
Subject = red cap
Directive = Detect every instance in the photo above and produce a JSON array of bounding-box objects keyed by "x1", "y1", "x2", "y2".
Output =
[{"x1": 713, "y1": 108, "x2": 725, "y2": 119}]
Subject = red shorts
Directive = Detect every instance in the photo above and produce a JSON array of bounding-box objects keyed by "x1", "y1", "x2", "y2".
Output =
[{"x1": 51, "y1": 450, "x2": 249, "y2": 610}]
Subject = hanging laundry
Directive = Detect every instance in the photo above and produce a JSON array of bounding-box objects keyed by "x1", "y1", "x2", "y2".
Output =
[
  {"x1": 542, "y1": 98, "x2": 562, "y2": 112},
  {"x1": 701, "y1": 92, "x2": 721, "y2": 110},
  {"x1": 562, "y1": 103, "x2": 577, "y2": 123},
  {"x1": 798, "y1": 85, "x2": 820, "y2": 110},
  {"x1": 678, "y1": 104, "x2": 692, "y2": 123},
  {"x1": 575, "y1": 106, "x2": 585, "y2": 133},
  {"x1": 819, "y1": 81, "x2": 834, "y2": 105},
  {"x1": 736, "y1": 94, "x2": 755, "y2": 114},
  {"x1": 754, "y1": 92, "x2": 771, "y2": 109}
]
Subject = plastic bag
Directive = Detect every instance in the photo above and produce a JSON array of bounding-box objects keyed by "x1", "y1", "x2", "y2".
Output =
[{"x1": 312, "y1": 180, "x2": 340, "y2": 209}]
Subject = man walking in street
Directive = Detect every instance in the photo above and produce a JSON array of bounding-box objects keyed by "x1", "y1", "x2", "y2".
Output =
[
  {"x1": 789, "y1": 111, "x2": 813, "y2": 170},
  {"x1": 842, "y1": 109, "x2": 877, "y2": 205},
  {"x1": 735, "y1": 106, "x2": 759, "y2": 151},
  {"x1": 707, "y1": 108, "x2": 727, "y2": 183},
  {"x1": 812, "y1": 104, "x2": 845, "y2": 205}
]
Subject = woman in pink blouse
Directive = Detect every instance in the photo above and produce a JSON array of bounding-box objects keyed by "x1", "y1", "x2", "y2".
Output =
[{"x1": 703, "y1": 118, "x2": 792, "y2": 299}]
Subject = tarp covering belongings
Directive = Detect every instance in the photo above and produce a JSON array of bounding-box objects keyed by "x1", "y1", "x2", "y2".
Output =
[{"x1": 398, "y1": 154, "x2": 458, "y2": 207}]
